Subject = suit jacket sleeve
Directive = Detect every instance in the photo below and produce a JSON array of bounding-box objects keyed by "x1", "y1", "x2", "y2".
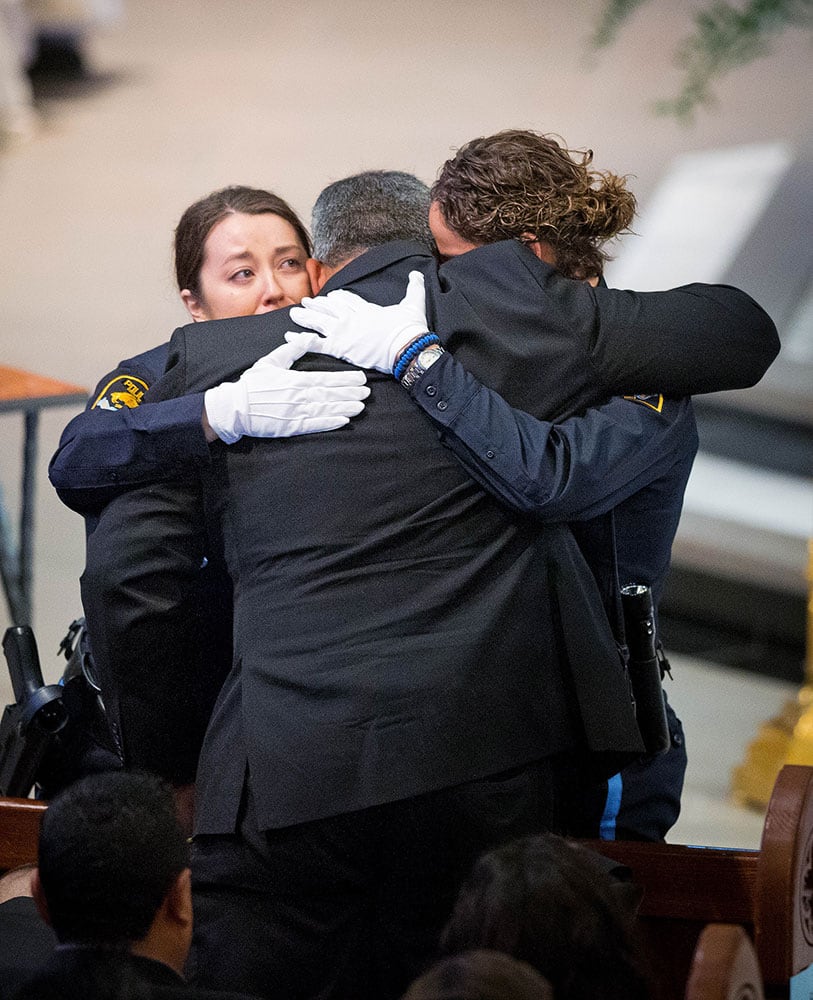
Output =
[
  {"x1": 407, "y1": 352, "x2": 698, "y2": 520},
  {"x1": 506, "y1": 245, "x2": 781, "y2": 396},
  {"x1": 440, "y1": 241, "x2": 780, "y2": 400},
  {"x1": 146, "y1": 325, "x2": 192, "y2": 401},
  {"x1": 584, "y1": 278, "x2": 780, "y2": 395}
]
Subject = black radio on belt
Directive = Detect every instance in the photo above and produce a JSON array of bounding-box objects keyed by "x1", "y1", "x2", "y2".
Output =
[{"x1": 620, "y1": 584, "x2": 670, "y2": 756}]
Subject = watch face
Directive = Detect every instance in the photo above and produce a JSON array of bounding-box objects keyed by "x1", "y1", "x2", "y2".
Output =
[{"x1": 418, "y1": 347, "x2": 442, "y2": 367}]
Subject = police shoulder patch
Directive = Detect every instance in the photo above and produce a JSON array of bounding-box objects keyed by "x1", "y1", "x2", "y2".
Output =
[
  {"x1": 622, "y1": 393, "x2": 664, "y2": 413},
  {"x1": 92, "y1": 374, "x2": 149, "y2": 410}
]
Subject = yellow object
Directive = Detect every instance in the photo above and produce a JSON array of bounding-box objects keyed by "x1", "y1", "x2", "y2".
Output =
[{"x1": 730, "y1": 540, "x2": 813, "y2": 809}]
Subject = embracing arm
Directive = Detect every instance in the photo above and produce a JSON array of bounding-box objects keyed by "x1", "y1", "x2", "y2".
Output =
[
  {"x1": 585, "y1": 278, "x2": 780, "y2": 395},
  {"x1": 48, "y1": 344, "x2": 211, "y2": 514},
  {"x1": 50, "y1": 331, "x2": 369, "y2": 515},
  {"x1": 49, "y1": 391, "x2": 210, "y2": 513},
  {"x1": 402, "y1": 350, "x2": 698, "y2": 520},
  {"x1": 439, "y1": 241, "x2": 780, "y2": 397},
  {"x1": 288, "y1": 272, "x2": 699, "y2": 521},
  {"x1": 494, "y1": 240, "x2": 781, "y2": 395}
]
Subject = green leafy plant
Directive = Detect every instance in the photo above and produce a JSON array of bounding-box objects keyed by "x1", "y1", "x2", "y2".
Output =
[{"x1": 592, "y1": 0, "x2": 813, "y2": 121}]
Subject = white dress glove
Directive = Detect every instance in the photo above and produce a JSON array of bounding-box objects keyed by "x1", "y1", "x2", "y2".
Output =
[
  {"x1": 287, "y1": 270, "x2": 429, "y2": 374},
  {"x1": 204, "y1": 338, "x2": 370, "y2": 444}
]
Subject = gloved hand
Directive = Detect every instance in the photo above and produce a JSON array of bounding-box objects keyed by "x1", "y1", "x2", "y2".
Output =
[
  {"x1": 203, "y1": 338, "x2": 370, "y2": 444},
  {"x1": 287, "y1": 270, "x2": 430, "y2": 373}
]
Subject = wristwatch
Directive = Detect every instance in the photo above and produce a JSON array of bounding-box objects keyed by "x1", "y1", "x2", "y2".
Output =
[{"x1": 399, "y1": 345, "x2": 445, "y2": 389}]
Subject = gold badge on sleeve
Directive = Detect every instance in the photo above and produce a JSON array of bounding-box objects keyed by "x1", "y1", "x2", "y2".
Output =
[
  {"x1": 92, "y1": 375, "x2": 149, "y2": 411},
  {"x1": 622, "y1": 393, "x2": 664, "y2": 413}
]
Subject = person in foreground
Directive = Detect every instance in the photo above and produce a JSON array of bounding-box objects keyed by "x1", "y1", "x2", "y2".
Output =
[
  {"x1": 401, "y1": 951, "x2": 553, "y2": 1000},
  {"x1": 12, "y1": 771, "x2": 256, "y2": 1000},
  {"x1": 0, "y1": 866, "x2": 56, "y2": 999},
  {"x1": 438, "y1": 833, "x2": 651, "y2": 1000}
]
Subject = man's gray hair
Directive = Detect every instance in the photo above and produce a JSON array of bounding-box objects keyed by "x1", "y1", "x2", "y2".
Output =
[{"x1": 311, "y1": 170, "x2": 433, "y2": 267}]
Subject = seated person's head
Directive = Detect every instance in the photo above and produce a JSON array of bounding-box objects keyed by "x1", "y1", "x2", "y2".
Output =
[
  {"x1": 175, "y1": 185, "x2": 313, "y2": 321},
  {"x1": 430, "y1": 129, "x2": 636, "y2": 279},
  {"x1": 439, "y1": 833, "x2": 650, "y2": 1000},
  {"x1": 402, "y1": 950, "x2": 552, "y2": 1000},
  {"x1": 31, "y1": 771, "x2": 189, "y2": 961}
]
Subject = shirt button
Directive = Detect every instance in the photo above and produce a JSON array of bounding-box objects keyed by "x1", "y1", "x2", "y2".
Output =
[
  {"x1": 486, "y1": 450, "x2": 495, "y2": 459},
  {"x1": 437, "y1": 401, "x2": 448, "y2": 411},
  {"x1": 426, "y1": 385, "x2": 437, "y2": 397}
]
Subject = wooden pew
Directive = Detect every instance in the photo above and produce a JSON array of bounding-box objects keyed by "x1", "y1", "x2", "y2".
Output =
[
  {"x1": 685, "y1": 924, "x2": 765, "y2": 1000},
  {"x1": 0, "y1": 766, "x2": 811, "y2": 998},
  {"x1": 0, "y1": 796, "x2": 46, "y2": 872},
  {"x1": 584, "y1": 764, "x2": 813, "y2": 999}
]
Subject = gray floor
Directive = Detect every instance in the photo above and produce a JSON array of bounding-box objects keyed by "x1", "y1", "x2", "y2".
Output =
[{"x1": 2, "y1": 1, "x2": 811, "y2": 849}]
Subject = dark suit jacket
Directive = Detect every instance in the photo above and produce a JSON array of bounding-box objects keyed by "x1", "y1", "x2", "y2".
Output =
[
  {"x1": 80, "y1": 240, "x2": 777, "y2": 831},
  {"x1": 10, "y1": 947, "x2": 255, "y2": 1000},
  {"x1": 0, "y1": 897, "x2": 56, "y2": 1000}
]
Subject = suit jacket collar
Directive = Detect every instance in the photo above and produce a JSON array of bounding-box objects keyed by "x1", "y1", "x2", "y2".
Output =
[
  {"x1": 48, "y1": 947, "x2": 183, "y2": 984},
  {"x1": 321, "y1": 240, "x2": 434, "y2": 294}
]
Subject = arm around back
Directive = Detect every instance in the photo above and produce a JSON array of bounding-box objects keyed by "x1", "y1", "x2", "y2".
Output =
[
  {"x1": 49, "y1": 392, "x2": 210, "y2": 514},
  {"x1": 405, "y1": 350, "x2": 699, "y2": 521},
  {"x1": 48, "y1": 342, "x2": 210, "y2": 515},
  {"x1": 434, "y1": 241, "x2": 779, "y2": 417},
  {"x1": 586, "y1": 279, "x2": 781, "y2": 396}
]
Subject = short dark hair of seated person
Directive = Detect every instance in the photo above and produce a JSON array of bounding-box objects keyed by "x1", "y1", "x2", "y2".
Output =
[
  {"x1": 402, "y1": 950, "x2": 553, "y2": 1000},
  {"x1": 439, "y1": 833, "x2": 652, "y2": 1000},
  {"x1": 0, "y1": 864, "x2": 57, "y2": 995},
  {"x1": 33, "y1": 770, "x2": 189, "y2": 949},
  {"x1": 11, "y1": 770, "x2": 236, "y2": 1000}
]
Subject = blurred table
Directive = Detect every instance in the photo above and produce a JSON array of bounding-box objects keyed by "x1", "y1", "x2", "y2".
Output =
[{"x1": 0, "y1": 366, "x2": 87, "y2": 625}]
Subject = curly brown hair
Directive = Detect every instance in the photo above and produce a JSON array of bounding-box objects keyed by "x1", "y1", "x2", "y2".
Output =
[{"x1": 431, "y1": 130, "x2": 636, "y2": 279}]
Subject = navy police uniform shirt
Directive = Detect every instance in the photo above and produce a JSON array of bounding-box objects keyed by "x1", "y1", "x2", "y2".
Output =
[{"x1": 49, "y1": 343, "x2": 209, "y2": 516}]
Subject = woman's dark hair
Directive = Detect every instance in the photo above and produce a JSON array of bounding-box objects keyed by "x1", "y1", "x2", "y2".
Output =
[
  {"x1": 439, "y1": 833, "x2": 651, "y2": 1000},
  {"x1": 174, "y1": 185, "x2": 311, "y2": 295},
  {"x1": 403, "y1": 950, "x2": 553, "y2": 1000},
  {"x1": 431, "y1": 130, "x2": 636, "y2": 279}
]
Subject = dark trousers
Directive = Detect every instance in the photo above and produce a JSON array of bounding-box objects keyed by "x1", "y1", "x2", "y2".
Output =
[{"x1": 189, "y1": 754, "x2": 586, "y2": 1000}]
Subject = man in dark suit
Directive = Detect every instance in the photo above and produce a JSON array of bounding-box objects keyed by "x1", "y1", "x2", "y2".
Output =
[
  {"x1": 11, "y1": 771, "x2": 254, "y2": 1000},
  {"x1": 80, "y1": 170, "x2": 778, "y2": 1000},
  {"x1": 0, "y1": 865, "x2": 56, "y2": 1000}
]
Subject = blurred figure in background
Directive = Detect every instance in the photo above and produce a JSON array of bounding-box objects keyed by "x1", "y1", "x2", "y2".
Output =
[
  {"x1": 0, "y1": 0, "x2": 37, "y2": 146},
  {"x1": 0, "y1": 0, "x2": 124, "y2": 146},
  {"x1": 25, "y1": 0, "x2": 123, "y2": 81}
]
